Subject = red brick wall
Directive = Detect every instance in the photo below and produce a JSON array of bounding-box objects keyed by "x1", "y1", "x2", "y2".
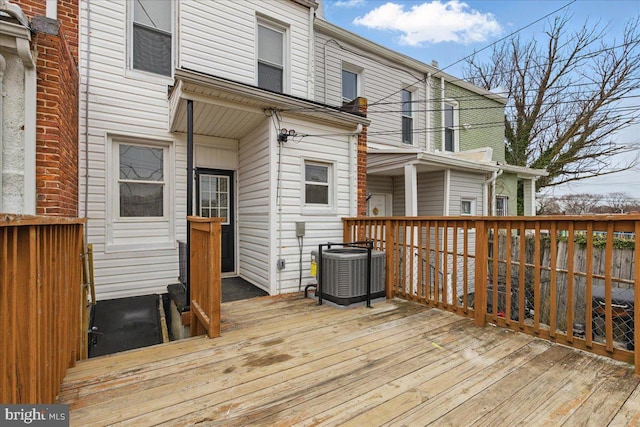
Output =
[
  {"x1": 13, "y1": 0, "x2": 79, "y2": 216},
  {"x1": 357, "y1": 99, "x2": 368, "y2": 217}
]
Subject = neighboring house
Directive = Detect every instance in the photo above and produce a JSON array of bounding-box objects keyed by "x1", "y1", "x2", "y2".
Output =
[
  {"x1": 1, "y1": 0, "x2": 79, "y2": 216},
  {"x1": 314, "y1": 13, "x2": 546, "y2": 219},
  {"x1": 79, "y1": 0, "x2": 368, "y2": 300}
]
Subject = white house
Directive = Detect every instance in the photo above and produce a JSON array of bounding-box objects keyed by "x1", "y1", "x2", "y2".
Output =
[{"x1": 80, "y1": 0, "x2": 368, "y2": 300}]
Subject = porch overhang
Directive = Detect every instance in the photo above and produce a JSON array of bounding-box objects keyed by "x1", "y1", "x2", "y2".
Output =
[
  {"x1": 498, "y1": 162, "x2": 549, "y2": 178},
  {"x1": 367, "y1": 149, "x2": 500, "y2": 176},
  {"x1": 169, "y1": 68, "x2": 369, "y2": 139}
]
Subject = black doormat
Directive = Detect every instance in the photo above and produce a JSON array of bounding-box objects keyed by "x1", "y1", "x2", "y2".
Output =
[{"x1": 89, "y1": 294, "x2": 162, "y2": 358}]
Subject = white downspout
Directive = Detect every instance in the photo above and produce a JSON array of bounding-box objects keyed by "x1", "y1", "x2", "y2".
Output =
[
  {"x1": 483, "y1": 170, "x2": 503, "y2": 216},
  {"x1": 307, "y1": 6, "x2": 314, "y2": 99},
  {"x1": 440, "y1": 76, "x2": 445, "y2": 151},
  {"x1": 425, "y1": 73, "x2": 431, "y2": 152},
  {"x1": 46, "y1": 0, "x2": 57, "y2": 20},
  {"x1": 0, "y1": 54, "x2": 5, "y2": 211},
  {"x1": 443, "y1": 169, "x2": 450, "y2": 215}
]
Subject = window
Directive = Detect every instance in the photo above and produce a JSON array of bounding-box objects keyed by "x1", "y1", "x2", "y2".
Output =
[
  {"x1": 132, "y1": 0, "x2": 172, "y2": 76},
  {"x1": 257, "y1": 21, "x2": 285, "y2": 92},
  {"x1": 444, "y1": 102, "x2": 457, "y2": 152},
  {"x1": 199, "y1": 175, "x2": 230, "y2": 224},
  {"x1": 304, "y1": 162, "x2": 330, "y2": 205},
  {"x1": 496, "y1": 196, "x2": 508, "y2": 216},
  {"x1": 461, "y1": 198, "x2": 476, "y2": 216},
  {"x1": 118, "y1": 143, "x2": 166, "y2": 217},
  {"x1": 402, "y1": 89, "x2": 413, "y2": 145},
  {"x1": 342, "y1": 69, "x2": 358, "y2": 103}
]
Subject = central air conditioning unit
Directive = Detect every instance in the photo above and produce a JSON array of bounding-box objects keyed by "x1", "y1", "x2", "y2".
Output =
[{"x1": 313, "y1": 248, "x2": 386, "y2": 306}]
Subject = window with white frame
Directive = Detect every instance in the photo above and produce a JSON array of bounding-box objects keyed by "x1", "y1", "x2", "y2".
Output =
[
  {"x1": 461, "y1": 198, "x2": 476, "y2": 216},
  {"x1": 117, "y1": 143, "x2": 167, "y2": 218},
  {"x1": 257, "y1": 20, "x2": 285, "y2": 93},
  {"x1": 402, "y1": 89, "x2": 413, "y2": 145},
  {"x1": 342, "y1": 69, "x2": 358, "y2": 103},
  {"x1": 131, "y1": 0, "x2": 172, "y2": 76},
  {"x1": 304, "y1": 161, "x2": 331, "y2": 205},
  {"x1": 444, "y1": 102, "x2": 458, "y2": 152},
  {"x1": 496, "y1": 195, "x2": 508, "y2": 216}
]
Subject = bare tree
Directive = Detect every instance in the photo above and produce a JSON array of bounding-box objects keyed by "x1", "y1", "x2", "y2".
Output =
[
  {"x1": 603, "y1": 192, "x2": 629, "y2": 213},
  {"x1": 465, "y1": 15, "x2": 640, "y2": 190},
  {"x1": 560, "y1": 193, "x2": 603, "y2": 214}
]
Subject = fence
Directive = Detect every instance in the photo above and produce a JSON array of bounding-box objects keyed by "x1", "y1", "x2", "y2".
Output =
[
  {"x1": 343, "y1": 215, "x2": 640, "y2": 374},
  {"x1": 188, "y1": 216, "x2": 222, "y2": 339},
  {"x1": 0, "y1": 214, "x2": 86, "y2": 403}
]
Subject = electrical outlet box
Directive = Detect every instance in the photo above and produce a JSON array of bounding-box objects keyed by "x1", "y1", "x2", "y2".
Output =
[
  {"x1": 277, "y1": 259, "x2": 286, "y2": 270},
  {"x1": 295, "y1": 221, "x2": 305, "y2": 237}
]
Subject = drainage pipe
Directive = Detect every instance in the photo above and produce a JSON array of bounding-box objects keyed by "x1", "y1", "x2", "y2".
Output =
[{"x1": 0, "y1": 54, "x2": 5, "y2": 211}]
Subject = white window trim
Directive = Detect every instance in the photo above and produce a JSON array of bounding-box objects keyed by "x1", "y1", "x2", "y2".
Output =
[
  {"x1": 443, "y1": 99, "x2": 459, "y2": 152},
  {"x1": 401, "y1": 88, "x2": 414, "y2": 145},
  {"x1": 126, "y1": 0, "x2": 176, "y2": 83},
  {"x1": 341, "y1": 62, "x2": 363, "y2": 104},
  {"x1": 301, "y1": 158, "x2": 336, "y2": 215},
  {"x1": 105, "y1": 133, "x2": 175, "y2": 253},
  {"x1": 256, "y1": 15, "x2": 290, "y2": 93},
  {"x1": 461, "y1": 197, "x2": 476, "y2": 216}
]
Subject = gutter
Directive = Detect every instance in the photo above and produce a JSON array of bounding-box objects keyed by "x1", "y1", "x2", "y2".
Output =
[{"x1": 0, "y1": 0, "x2": 30, "y2": 28}]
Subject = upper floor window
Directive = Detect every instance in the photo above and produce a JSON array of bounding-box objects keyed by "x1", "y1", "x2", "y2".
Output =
[
  {"x1": 402, "y1": 89, "x2": 413, "y2": 145},
  {"x1": 444, "y1": 102, "x2": 458, "y2": 152},
  {"x1": 257, "y1": 21, "x2": 285, "y2": 92},
  {"x1": 132, "y1": 0, "x2": 172, "y2": 77},
  {"x1": 341, "y1": 63, "x2": 363, "y2": 104},
  {"x1": 342, "y1": 70, "x2": 358, "y2": 104},
  {"x1": 496, "y1": 196, "x2": 508, "y2": 216}
]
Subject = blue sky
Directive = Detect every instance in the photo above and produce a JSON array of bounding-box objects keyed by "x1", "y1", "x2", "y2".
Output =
[{"x1": 321, "y1": 0, "x2": 640, "y2": 200}]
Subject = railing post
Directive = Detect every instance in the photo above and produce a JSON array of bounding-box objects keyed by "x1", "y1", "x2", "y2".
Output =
[
  {"x1": 385, "y1": 219, "x2": 395, "y2": 299},
  {"x1": 634, "y1": 220, "x2": 640, "y2": 375},
  {"x1": 474, "y1": 219, "x2": 487, "y2": 327}
]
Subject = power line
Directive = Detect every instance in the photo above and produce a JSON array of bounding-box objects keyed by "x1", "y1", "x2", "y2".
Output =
[{"x1": 367, "y1": 0, "x2": 577, "y2": 107}]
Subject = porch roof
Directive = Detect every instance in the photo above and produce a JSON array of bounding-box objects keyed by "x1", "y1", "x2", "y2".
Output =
[
  {"x1": 367, "y1": 149, "x2": 500, "y2": 176},
  {"x1": 169, "y1": 68, "x2": 369, "y2": 139}
]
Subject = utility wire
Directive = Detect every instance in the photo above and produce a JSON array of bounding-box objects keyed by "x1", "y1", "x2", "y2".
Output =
[{"x1": 367, "y1": 0, "x2": 577, "y2": 107}]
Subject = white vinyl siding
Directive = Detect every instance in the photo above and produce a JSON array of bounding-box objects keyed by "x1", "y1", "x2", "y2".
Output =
[
  {"x1": 417, "y1": 172, "x2": 445, "y2": 215},
  {"x1": 449, "y1": 170, "x2": 484, "y2": 216},
  {"x1": 238, "y1": 120, "x2": 271, "y2": 292},
  {"x1": 275, "y1": 117, "x2": 354, "y2": 294},
  {"x1": 80, "y1": 0, "x2": 184, "y2": 299},
  {"x1": 179, "y1": 0, "x2": 312, "y2": 97},
  {"x1": 315, "y1": 30, "x2": 427, "y2": 150}
]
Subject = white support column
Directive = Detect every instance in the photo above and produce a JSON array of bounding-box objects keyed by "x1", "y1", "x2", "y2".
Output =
[
  {"x1": 530, "y1": 178, "x2": 537, "y2": 216},
  {"x1": 444, "y1": 169, "x2": 450, "y2": 216},
  {"x1": 404, "y1": 163, "x2": 418, "y2": 216}
]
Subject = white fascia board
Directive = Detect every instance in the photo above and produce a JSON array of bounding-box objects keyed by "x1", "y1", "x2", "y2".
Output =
[{"x1": 498, "y1": 163, "x2": 549, "y2": 177}]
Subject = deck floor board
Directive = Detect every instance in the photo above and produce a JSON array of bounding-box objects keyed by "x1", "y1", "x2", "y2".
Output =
[{"x1": 59, "y1": 295, "x2": 640, "y2": 426}]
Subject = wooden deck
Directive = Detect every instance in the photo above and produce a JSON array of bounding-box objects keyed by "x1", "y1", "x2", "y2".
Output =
[{"x1": 59, "y1": 294, "x2": 640, "y2": 426}]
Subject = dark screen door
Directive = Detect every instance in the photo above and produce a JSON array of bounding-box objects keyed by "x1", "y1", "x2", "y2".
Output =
[{"x1": 195, "y1": 169, "x2": 235, "y2": 273}]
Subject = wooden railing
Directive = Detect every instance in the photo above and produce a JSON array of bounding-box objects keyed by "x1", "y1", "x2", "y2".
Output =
[
  {"x1": 188, "y1": 216, "x2": 222, "y2": 339},
  {"x1": 344, "y1": 215, "x2": 640, "y2": 374},
  {"x1": 1, "y1": 214, "x2": 86, "y2": 403}
]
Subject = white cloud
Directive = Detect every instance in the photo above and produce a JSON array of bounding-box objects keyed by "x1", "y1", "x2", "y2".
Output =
[
  {"x1": 334, "y1": 0, "x2": 366, "y2": 7},
  {"x1": 353, "y1": 1, "x2": 502, "y2": 45}
]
